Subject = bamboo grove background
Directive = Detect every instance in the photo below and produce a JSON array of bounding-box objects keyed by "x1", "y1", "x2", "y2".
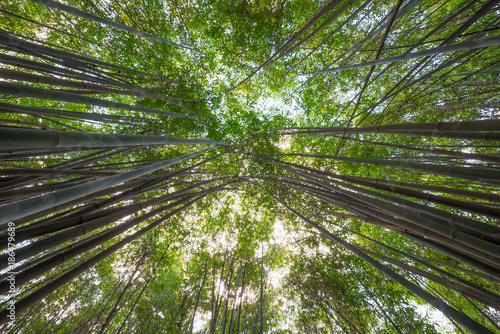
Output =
[{"x1": 0, "y1": 0, "x2": 499, "y2": 332}]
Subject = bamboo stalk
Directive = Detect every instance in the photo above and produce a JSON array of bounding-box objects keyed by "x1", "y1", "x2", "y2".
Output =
[
  {"x1": 31, "y1": 0, "x2": 201, "y2": 54},
  {"x1": 0, "y1": 146, "x2": 219, "y2": 225},
  {"x1": 304, "y1": 36, "x2": 500, "y2": 75},
  {"x1": 0, "y1": 196, "x2": 203, "y2": 324},
  {"x1": 0, "y1": 82, "x2": 204, "y2": 120},
  {"x1": 259, "y1": 184, "x2": 495, "y2": 334}
]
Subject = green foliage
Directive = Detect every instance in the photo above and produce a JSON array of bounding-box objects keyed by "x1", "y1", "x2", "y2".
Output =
[{"x1": 0, "y1": 0, "x2": 499, "y2": 333}]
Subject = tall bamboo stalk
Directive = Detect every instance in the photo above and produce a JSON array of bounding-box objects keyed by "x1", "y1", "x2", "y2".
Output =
[{"x1": 0, "y1": 146, "x2": 220, "y2": 225}]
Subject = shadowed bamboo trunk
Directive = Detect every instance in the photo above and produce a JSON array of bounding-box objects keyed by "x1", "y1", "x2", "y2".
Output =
[
  {"x1": 0, "y1": 195, "x2": 206, "y2": 325},
  {"x1": 260, "y1": 184, "x2": 495, "y2": 334},
  {"x1": 0, "y1": 146, "x2": 221, "y2": 225},
  {"x1": 304, "y1": 36, "x2": 500, "y2": 75},
  {"x1": 0, "y1": 82, "x2": 204, "y2": 119}
]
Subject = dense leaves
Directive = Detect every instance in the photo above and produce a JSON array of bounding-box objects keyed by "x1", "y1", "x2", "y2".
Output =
[{"x1": 0, "y1": 0, "x2": 499, "y2": 333}]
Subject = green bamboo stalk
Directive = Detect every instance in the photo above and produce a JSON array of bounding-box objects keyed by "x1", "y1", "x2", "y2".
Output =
[
  {"x1": 264, "y1": 174, "x2": 500, "y2": 269},
  {"x1": 10, "y1": 150, "x2": 226, "y2": 227},
  {"x1": 258, "y1": 184, "x2": 495, "y2": 334},
  {"x1": 8, "y1": 177, "x2": 163, "y2": 229},
  {"x1": 11, "y1": 149, "x2": 227, "y2": 228},
  {"x1": 287, "y1": 162, "x2": 500, "y2": 231},
  {"x1": 0, "y1": 195, "x2": 203, "y2": 326},
  {"x1": 291, "y1": 171, "x2": 500, "y2": 264},
  {"x1": 0, "y1": 177, "x2": 92, "y2": 201},
  {"x1": 0, "y1": 148, "x2": 123, "y2": 192},
  {"x1": 359, "y1": 247, "x2": 500, "y2": 310},
  {"x1": 338, "y1": 174, "x2": 500, "y2": 219},
  {"x1": 0, "y1": 168, "x2": 114, "y2": 177},
  {"x1": 372, "y1": 244, "x2": 500, "y2": 284},
  {"x1": 0, "y1": 147, "x2": 102, "y2": 161},
  {"x1": 337, "y1": 135, "x2": 500, "y2": 164},
  {"x1": 404, "y1": 233, "x2": 500, "y2": 282},
  {"x1": 0, "y1": 146, "x2": 221, "y2": 225},
  {"x1": 0, "y1": 102, "x2": 151, "y2": 124},
  {"x1": 0, "y1": 195, "x2": 197, "y2": 294},
  {"x1": 3, "y1": 178, "x2": 227, "y2": 245},
  {"x1": 0, "y1": 53, "x2": 131, "y2": 89},
  {"x1": 0, "y1": 82, "x2": 204, "y2": 119},
  {"x1": 303, "y1": 36, "x2": 500, "y2": 75},
  {"x1": 322, "y1": 215, "x2": 500, "y2": 295},
  {"x1": 0, "y1": 118, "x2": 59, "y2": 130},
  {"x1": 0, "y1": 127, "x2": 225, "y2": 151},
  {"x1": 0, "y1": 30, "x2": 183, "y2": 81},
  {"x1": 263, "y1": 153, "x2": 500, "y2": 186},
  {"x1": 30, "y1": 0, "x2": 200, "y2": 53},
  {"x1": 275, "y1": 118, "x2": 500, "y2": 134},
  {"x1": 0, "y1": 67, "x2": 202, "y2": 104},
  {"x1": 267, "y1": 158, "x2": 500, "y2": 236}
]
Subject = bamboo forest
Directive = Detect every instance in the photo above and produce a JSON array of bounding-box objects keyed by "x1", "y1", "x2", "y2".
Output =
[{"x1": 1, "y1": 0, "x2": 500, "y2": 332}]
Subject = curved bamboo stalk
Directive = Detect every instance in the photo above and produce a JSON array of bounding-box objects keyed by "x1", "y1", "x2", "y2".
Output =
[
  {"x1": 0, "y1": 194, "x2": 195, "y2": 292},
  {"x1": 0, "y1": 195, "x2": 204, "y2": 325},
  {"x1": 0, "y1": 82, "x2": 204, "y2": 120},
  {"x1": 0, "y1": 127, "x2": 225, "y2": 151},
  {"x1": 333, "y1": 219, "x2": 500, "y2": 297},
  {"x1": 344, "y1": 175, "x2": 500, "y2": 203},
  {"x1": 0, "y1": 53, "x2": 156, "y2": 93},
  {"x1": 0, "y1": 67, "x2": 202, "y2": 103},
  {"x1": 359, "y1": 247, "x2": 500, "y2": 311},
  {"x1": 0, "y1": 102, "x2": 154, "y2": 124},
  {"x1": 258, "y1": 184, "x2": 495, "y2": 334},
  {"x1": 0, "y1": 146, "x2": 219, "y2": 225},
  {"x1": 303, "y1": 36, "x2": 500, "y2": 75},
  {"x1": 0, "y1": 29, "x2": 183, "y2": 81},
  {"x1": 10, "y1": 150, "x2": 227, "y2": 227},
  {"x1": 260, "y1": 173, "x2": 500, "y2": 268},
  {"x1": 3, "y1": 178, "x2": 228, "y2": 245},
  {"x1": 335, "y1": 135, "x2": 500, "y2": 164},
  {"x1": 262, "y1": 153, "x2": 500, "y2": 186},
  {"x1": 30, "y1": 0, "x2": 201, "y2": 54},
  {"x1": 322, "y1": 216, "x2": 500, "y2": 291},
  {"x1": 0, "y1": 168, "x2": 115, "y2": 177},
  {"x1": 372, "y1": 244, "x2": 500, "y2": 284},
  {"x1": 404, "y1": 233, "x2": 500, "y2": 282},
  {"x1": 295, "y1": 172, "x2": 500, "y2": 263},
  {"x1": 273, "y1": 118, "x2": 500, "y2": 135},
  {"x1": 0, "y1": 177, "x2": 91, "y2": 201},
  {"x1": 0, "y1": 118, "x2": 60, "y2": 130}
]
